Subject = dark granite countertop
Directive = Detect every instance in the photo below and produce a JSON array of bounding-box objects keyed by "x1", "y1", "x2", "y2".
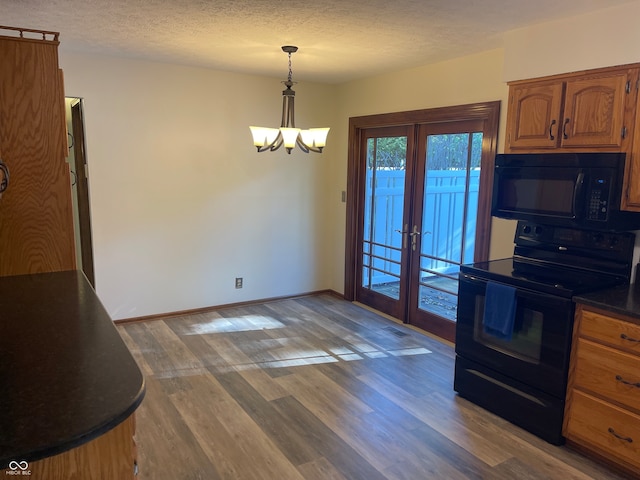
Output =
[
  {"x1": 0, "y1": 270, "x2": 145, "y2": 466},
  {"x1": 573, "y1": 283, "x2": 640, "y2": 324}
]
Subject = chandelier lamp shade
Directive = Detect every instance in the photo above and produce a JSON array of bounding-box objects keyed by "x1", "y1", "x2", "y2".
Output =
[{"x1": 250, "y1": 46, "x2": 330, "y2": 154}]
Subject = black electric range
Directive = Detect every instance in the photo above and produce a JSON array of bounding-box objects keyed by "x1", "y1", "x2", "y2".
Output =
[{"x1": 454, "y1": 221, "x2": 636, "y2": 445}]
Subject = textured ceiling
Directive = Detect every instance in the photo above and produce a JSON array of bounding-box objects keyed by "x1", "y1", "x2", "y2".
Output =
[{"x1": 0, "y1": 0, "x2": 634, "y2": 83}]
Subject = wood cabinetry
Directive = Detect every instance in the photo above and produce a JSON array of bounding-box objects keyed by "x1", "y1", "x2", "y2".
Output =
[
  {"x1": 624, "y1": 90, "x2": 640, "y2": 210},
  {"x1": 506, "y1": 67, "x2": 638, "y2": 152},
  {"x1": 564, "y1": 304, "x2": 640, "y2": 476},
  {"x1": 29, "y1": 414, "x2": 138, "y2": 480},
  {"x1": 0, "y1": 26, "x2": 75, "y2": 276}
]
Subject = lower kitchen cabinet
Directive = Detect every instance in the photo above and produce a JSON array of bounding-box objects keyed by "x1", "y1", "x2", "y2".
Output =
[
  {"x1": 29, "y1": 414, "x2": 138, "y2": 480},
  {"x1": 564, "y1": 304, "x2": 640, "y2": 476}
]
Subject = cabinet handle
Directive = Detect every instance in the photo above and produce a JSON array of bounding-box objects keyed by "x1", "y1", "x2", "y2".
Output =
[
  {"x1": 608, "y1": 427, "x2": 633, "y2": 443},
  {"x1": 563, "y1": 118, "x2": 570, "y2": 139},
  {"x1": 549, "y1": 119, "x2": 556, "y2": 140},
  {"x1": 615, "y1": 375, "x2": 640, "y2": 388},
  {"x1": 0, "y1": 161, "x2": 9, "y2": 193},
  {"x1": 621, "y1": 333, "x2": 640, "y2": 343}
]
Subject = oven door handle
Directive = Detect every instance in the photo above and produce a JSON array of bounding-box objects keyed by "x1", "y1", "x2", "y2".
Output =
[{"x1": 572, "y1": 171, "x2": 585, "y2": 219}]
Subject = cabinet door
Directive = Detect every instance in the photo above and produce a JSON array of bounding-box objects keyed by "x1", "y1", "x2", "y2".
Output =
[
  {"x1": 573, "y1": 338, "x2": 640, "y2": 412},
  {"x1": 623, "y1": 83, "x2": 640, "y2": 211},
  {"x1": 565, "y1": 390, "x2": 640, "y2": 472},
  {"x1": 0, "y1": 33, "x2": 76, "y2": 276},
  {"x1": 562, "y1": 72, "x2": 630, "y2": 148},
  {"x1": 30, "y1": 414, "x2": 138, "y2": 479},
  {"x1": 506, "y1": 82, "x2": 564, "y2": 150}
]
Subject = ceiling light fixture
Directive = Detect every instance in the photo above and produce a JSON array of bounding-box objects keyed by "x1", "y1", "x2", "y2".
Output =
[{"x1": 250, "y1": 46, "x2": 330, "y2": 154}]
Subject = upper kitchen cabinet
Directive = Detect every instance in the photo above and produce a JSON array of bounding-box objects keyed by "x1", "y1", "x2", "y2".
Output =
[
  {"x1": 505, "y1": 66, "x2": 639, "y2": 153},
  {"x1": 0, "y1": 26, "x2": 76, "y2": 276},
  {"x1": 623, "y1": 88, "x2": 640, "y2": 210}
]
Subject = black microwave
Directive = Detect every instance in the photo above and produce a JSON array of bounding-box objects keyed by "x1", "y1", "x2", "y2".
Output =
[{"x1": 491, "y1": 152, "x2": 640, "y2": 231}]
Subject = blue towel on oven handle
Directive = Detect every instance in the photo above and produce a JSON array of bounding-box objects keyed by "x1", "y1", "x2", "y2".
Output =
[{"x1": 482, "y1": 281, "x2": 517, "y2": 340}]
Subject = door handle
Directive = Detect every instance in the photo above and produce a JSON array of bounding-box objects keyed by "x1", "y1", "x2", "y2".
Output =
[
  {"x1": 395, "y1": 224, "x2": 409, "y2": 249},
  {"x1": 409, "y1": 225, "x2": 421, "y2": 251}
]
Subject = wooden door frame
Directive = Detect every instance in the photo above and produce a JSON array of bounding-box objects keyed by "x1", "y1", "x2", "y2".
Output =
[
  {"x1": 408, "y1": 119, "x2": 488, "y2": 342},
  {"x1": 344, "y1": 101, "x2": 501, "y2": 310},
  {"x1": 70, "y1": 100, "x2": 95, "y2": 287},
  {"x1": 353, "y1": 125, "x2": 416, "y2": 320}
]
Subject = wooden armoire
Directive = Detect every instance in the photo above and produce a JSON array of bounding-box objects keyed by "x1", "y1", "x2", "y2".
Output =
[{"x1": 0, "y1": 26, "x2": 75, "y2": 276}]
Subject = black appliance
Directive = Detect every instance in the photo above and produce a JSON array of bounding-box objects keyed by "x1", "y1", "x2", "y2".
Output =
[
  {"x1": 492, "y1": 152, "x2": 640, "y2": 231},
  {"x1": 454, "y1": 220, "x2": 636, "y2": 445}
]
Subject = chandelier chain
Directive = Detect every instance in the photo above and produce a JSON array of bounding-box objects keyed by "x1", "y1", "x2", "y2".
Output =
[{"x1": 288, "y1": 52, "x2": 293, "y2": 83}]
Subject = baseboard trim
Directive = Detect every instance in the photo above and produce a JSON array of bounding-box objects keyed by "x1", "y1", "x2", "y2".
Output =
[{"x1": 113, "y1": 289, "x2": 344, "y2": 325}]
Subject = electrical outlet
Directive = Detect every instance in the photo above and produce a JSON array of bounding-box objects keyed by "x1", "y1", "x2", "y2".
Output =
[{"x1": 235, "y1": 277, "x2": 243, "y2": 289}]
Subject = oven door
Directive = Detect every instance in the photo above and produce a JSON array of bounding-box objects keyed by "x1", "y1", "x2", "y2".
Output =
[{"x1": 455, "y1": 272, "x2": 574, "y2": 399}]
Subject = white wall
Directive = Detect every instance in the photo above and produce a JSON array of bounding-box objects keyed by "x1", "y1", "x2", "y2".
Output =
[
  {"x1": 61, "y1": 52, "x2": 337, "y2": 320},
  {"x1": 503, "y1": 1, "x2": 640, "y2": 81}
]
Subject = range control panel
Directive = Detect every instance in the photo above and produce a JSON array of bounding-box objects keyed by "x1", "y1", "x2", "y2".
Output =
[{"x1": 514, "y1": 221, "x2": 635, "y2": 255}]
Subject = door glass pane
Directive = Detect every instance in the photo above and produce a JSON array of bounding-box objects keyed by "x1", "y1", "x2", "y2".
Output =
[
  {"x1": 464, "y1": 132, "x2": 483, "y2": 264},
  {"x1": 418, "y1": 132, "x2": 482, "y2": 320},
  {"x1": 362, "y1": 136, "x2": 407, "y2": 300}
]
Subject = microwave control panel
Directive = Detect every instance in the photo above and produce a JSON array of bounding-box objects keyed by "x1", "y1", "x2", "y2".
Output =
[{"x1": 586, "y1": 176, "x2": 611, "y2": 221}]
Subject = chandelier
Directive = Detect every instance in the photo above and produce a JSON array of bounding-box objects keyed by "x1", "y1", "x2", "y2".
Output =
[{"x1": 250, "y1": 46, "x2": 330, "y2": 154}]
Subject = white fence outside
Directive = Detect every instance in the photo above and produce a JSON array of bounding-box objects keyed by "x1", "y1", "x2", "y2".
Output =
[{"x1": 363, "y1": 169, "x2": 480, "y2": 286}]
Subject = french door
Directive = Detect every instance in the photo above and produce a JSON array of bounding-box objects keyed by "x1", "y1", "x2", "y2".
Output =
[{"x1": 345, "y1": 102, "x2": 500, "y2": 342}]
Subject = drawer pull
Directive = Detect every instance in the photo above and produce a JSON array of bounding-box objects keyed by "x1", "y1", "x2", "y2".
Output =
[
  {"x1": 620, "y1": 333, "x2": 640, "y2": 343},
  {"x1": 615, "y1": 375, "x2": 640, "y2": 388},
  {"x1": 608, "y1": 427, "x2": 633, "y2": 443}
]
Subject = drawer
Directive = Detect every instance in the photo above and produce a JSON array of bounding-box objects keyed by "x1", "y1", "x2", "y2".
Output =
[
  {"x1": 565, "y1": 390, "x2": 640, "y2": 470},
  {"x1": 574, "y1": 338, "x2": 640, "y2": 412},
  {"x1": 580, "y1": 308, "x2": 640, "y2": 355}
]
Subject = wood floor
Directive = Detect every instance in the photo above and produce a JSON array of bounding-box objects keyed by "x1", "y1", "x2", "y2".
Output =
[{"x1": 118, "y1": 294, "x2": 629, "y2": 480}]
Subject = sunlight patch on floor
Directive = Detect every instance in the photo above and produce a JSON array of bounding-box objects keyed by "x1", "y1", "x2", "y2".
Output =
[
  {"x1": 389, "y1": 347, "x2": 432, "y2": 356},
  {"x1": 186, "y1": 315, "x2": 286, "y2": 334},
  {"x1": 170, "y1": 314, "x2": 433, "y2": 373}
]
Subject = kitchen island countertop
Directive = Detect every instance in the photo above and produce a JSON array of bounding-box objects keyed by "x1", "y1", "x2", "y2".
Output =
[{"x1": 0, "y1": 270, "x2": 145, "y2": 466}]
